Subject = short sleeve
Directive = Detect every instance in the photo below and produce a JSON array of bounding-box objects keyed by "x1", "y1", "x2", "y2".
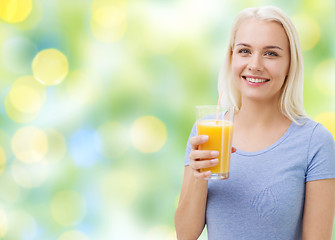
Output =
[
  {"x1": 184, "y1": 123, "x2": 197, "y2": 166},
  {"x1": 306, "y1": 123, "x2": 335, "y2": 182}
]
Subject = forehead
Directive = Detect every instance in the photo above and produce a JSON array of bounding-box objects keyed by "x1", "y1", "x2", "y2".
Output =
[{"x1": 234, "y1": 18, "x2": 289, "y2": 48}]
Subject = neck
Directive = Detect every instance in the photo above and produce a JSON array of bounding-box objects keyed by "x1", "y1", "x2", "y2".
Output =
[{"x1": 235, "y1": 98, "x2": 288, "y2": 129}]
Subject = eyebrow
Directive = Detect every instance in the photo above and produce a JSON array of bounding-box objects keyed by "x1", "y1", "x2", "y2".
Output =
[{"x1": 235, "y1": 43, "x2": 284, "y2": 51}]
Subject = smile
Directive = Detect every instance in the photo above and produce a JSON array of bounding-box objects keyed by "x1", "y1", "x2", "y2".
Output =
[{"x1": 242, "y1": 76, "x2": 270, "y2": 83}]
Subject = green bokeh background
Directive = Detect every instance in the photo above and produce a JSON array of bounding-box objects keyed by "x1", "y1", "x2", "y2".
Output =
[{"x1": 0, "y1": 0, "x2": 335, "y2": 239}]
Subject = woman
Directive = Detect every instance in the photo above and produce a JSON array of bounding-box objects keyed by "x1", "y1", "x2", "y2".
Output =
[{"x1": 175, "y1": 6, "x2": 335, "y2": 240}]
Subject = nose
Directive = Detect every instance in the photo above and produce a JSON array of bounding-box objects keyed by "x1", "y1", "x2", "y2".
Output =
[{"x1": 248, "y1": 54, "x2": 264, "y2": 72}]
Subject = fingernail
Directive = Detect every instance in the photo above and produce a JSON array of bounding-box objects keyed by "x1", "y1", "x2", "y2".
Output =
[
  {"x1": 201, "y1": 135, "x2": 208, "y2": 141},
  {"x1": 211, "y1": 151, "x2": 219, "y2": 157},
  {"x1": 205, "y1": 171, "x2": 211, "y2": 176},
  {"x1": 211, "y1": 158, "x2": 219, "y2": 164}
]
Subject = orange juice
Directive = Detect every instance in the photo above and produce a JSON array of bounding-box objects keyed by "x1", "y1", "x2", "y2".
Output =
[{"x1": 197, "y1": 120, "x2": 233, "y2": 176}]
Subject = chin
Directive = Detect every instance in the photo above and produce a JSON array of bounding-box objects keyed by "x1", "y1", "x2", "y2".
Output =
[{"x1": 243, "y1": 93, "x2": 279, "y2": 103}]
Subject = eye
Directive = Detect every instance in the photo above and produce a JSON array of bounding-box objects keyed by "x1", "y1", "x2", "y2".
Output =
[
  {"x1": 265, "y1": 51, "x2": 278, "y2": 57},
  {"x1": 238, "y1": 48, "x2": 251, "y2": 54}
]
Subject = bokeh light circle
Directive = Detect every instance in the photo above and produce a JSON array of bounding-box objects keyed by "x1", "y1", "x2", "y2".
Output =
[
  {"x1": 314, "y1": 112, "x2": 335, "y2": 138},
  {"x1": 95, "y1": 122, "x2": 129, "y2": 158},
  {"x1": 0, "y1": 207, "x2": 8, "y2": 238},
  {"x1": 0, "y1": 0, "x2": 32, "y2": 23},
  {"x1": 0, "y1": 147, "x2": 6, "y2": 175},
  {"x1": 90, "y1": 2, "x2": 127, "y2": 42},
  {"x1": 50, "y1": 190, "x2": 86, "y2": 226},
  {"x1": 32, "y1": 48, "x2": 69, "y2": 86},
  {"x1": 10, "y1": 85, "x2": 40, "y2": 112},
  {"x1": 291, "y1": 14, "x2": 320, "y2": 51},
  {"x1": 5, "y1": 97, "x2": 38, "y2": 123},
  {"x1": 131, "y1": 116, "x2": 167, "y2": 153},
  {"x1": 70, "y1": 129, "x2": 100, "y2": 167},
  {"x1": 313, "y1": 59, "x2": 335, "y2": 96},
  {"x1": 9, "y1": 83, "x2": 45, "y2": 113},
  {"x1": 11, "y1": 126, "x2": 48, "y2": 163},
  {"x1": 5, "y1": 76, "x2": 46, "y2": 123},
  {"x1": 58, "y1": 230, "x2": 90, "y2": 240}
]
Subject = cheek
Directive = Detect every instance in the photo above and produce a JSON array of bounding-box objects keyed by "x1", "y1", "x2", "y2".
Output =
[
  {"x1": 275, "y1": 56, "x2": 290, "y2": 75},
  {"x1": 231, "y1": 57, "x2": 243, "y2": 89},
  {"x1": 231, "y1": 56, "x2": 244, "y2": 76},
  {"x1": 270, "y1": 61, "x2": 289, "y2": 80}
]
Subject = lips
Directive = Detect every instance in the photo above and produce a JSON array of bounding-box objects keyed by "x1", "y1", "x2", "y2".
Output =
[{"x1": 242, "y1": 76, "x2": 270, "y2": 86}]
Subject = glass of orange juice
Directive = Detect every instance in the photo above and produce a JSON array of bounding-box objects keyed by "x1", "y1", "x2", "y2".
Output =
[{"x1": 196, "y1": 105, "x2": 234, "y2": 180}]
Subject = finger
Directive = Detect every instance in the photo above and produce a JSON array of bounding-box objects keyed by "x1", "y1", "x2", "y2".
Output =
[
  {"x1": 190, "y1": 135, "x2": 208, "y2": 150},
  {"x1": 189, "y1": 150, "x2": 219, "y2": 160},
  {"x1": 193, "y1": 169, "x2": 211, "y2": 179},
  {"x1": 190, "y1": 158, "x2": 219, "y2": 171},
  {"x1": 232, "y1": 147, "x2": 236, "y2": 153}
]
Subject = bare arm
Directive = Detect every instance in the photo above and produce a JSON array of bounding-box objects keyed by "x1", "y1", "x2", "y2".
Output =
[
  {"x1": 302, "y1": 178, "x2": 335, "y2": 240},
  {"x1": 174, "y1": 135, "x2": 219, "y2": 240},
  {"x1": 174, "y1": 166, "x2": 208, "y2": 240}
]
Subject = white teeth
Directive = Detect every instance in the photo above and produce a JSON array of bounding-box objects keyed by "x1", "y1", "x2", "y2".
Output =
[{"x1": 245, "y1": 77, "x2": 268, "y2": 83}]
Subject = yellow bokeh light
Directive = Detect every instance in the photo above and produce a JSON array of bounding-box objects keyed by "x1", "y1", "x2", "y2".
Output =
[
  {"x1": 313, "y1": 59, "x2": 335, "y2": 96},
  {"x1": 100, "y1": 170, "x2": 139, "y2": 207},
  {"x1": 11, "y1": 126, "x2": 48, "y2": 163},
  {"x1": 96, "y1": 122, "x2": 129, "y2": 158},
  {"x1": 58, "y1": 230, "x2": 90, "y2": 240},
  {"x1": 314, "y1": 112, "x2": 335, "y2": 138},
  {"x1": 12, "y1": 0, "x2": 42, "y2": 30},
  {"x1": 8, "y1": 76, "x2": 46, "y2": 113},
  {"x1": 131, "y1": 116, "x2": 167, "y2": 153},
  {"x1": 0, "y1": 0, "x2": 32, "y2": 23},
  {"x1": 5, "y1": 76, "x2": 46, "y2": 123},
  {"x1": 9, "y1": 86, "x2": 42, "y2": 112},
  {"x1": 291, "y1": 14, "x2": 320, "y2": 51},
  {"x1": 32, "y1": 48, "x2": 69, "y2": 86},
  {"x1": 50, "y1": 190, "x2": 86, "y2": 226},
  {"x1": 11, "y1": 160, "x2": 49, "y2": 188},
  {"x1": 0, "y1": 206, "x2": 8, "y2": 238},
  {"x1": 90, "y1": 2, "x2": 127, "y2": 42},
  {"x1": 0, "y1": 147, "x2": 6, "y2": 175},
  {"x1": 4, "y1": 96, "x2": 38, "y2": 123}
]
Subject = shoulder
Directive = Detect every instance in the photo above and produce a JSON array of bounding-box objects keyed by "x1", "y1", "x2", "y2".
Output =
[
  {"x1": 294, "y1": 118, "x2": 333, "y2": 141},
  {"x1": 303, "y1": 118, "x2": 335, "y2": 181},
  {"x1": 303, "y1": 118, "x2": 333, "y2": 142},
  {"x1": 291, "y1": 118, "x2": 334, "y2": 156}
]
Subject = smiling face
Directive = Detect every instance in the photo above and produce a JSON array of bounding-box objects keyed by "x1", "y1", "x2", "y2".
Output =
[{"x1": 231, "y1": 18, "x2": 290, "y2": 104}]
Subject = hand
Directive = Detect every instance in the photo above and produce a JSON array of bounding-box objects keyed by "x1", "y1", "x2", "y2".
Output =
[{"x1": 189, "y1": 135, "x2": 236, "y2": 179}]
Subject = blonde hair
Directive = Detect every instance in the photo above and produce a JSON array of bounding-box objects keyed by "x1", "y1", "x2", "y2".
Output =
[{"x1": 218, "y1": 6, "x2": 306, "y2": 123}]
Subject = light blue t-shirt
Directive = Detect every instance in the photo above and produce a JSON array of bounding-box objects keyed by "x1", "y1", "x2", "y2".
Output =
[{"x1": 184, "y1": 118, "x2": 335, "y2": 240}]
